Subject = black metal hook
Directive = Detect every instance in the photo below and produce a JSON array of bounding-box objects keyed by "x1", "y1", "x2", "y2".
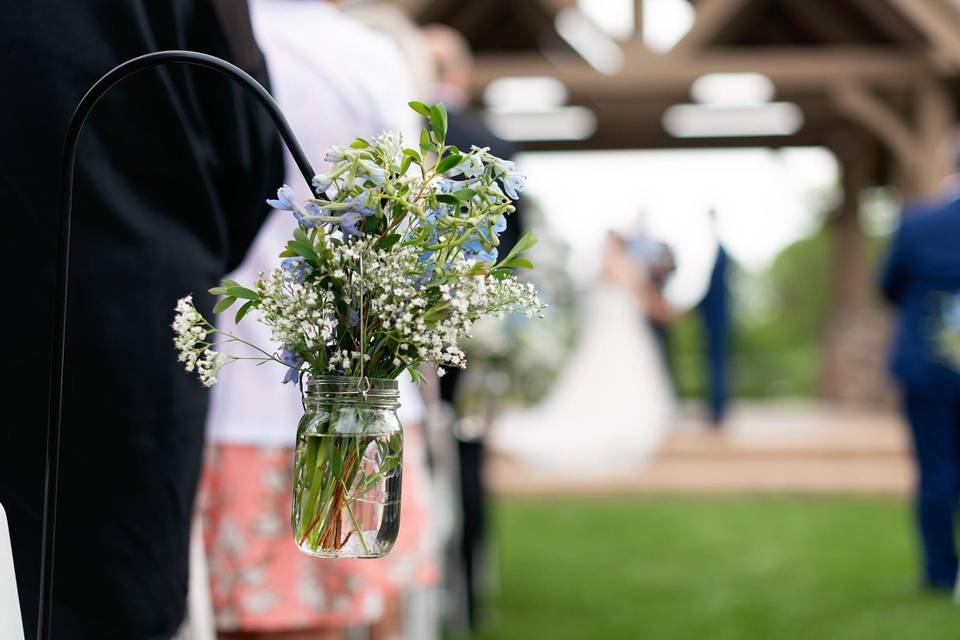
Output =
[{"x1": 39, "y1": 50, "x2": 315, "y2": 639}]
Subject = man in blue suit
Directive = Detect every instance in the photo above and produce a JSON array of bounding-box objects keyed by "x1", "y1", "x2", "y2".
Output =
[
  {"x1": 699, "y1": 210, "x2": 731, "y2": 426},
  {"x1": 881, "y1": 195, "x2": 960, "y2": 593}
]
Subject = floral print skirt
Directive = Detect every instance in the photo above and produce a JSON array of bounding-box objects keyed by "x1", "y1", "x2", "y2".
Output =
[{"x1": 199, "y1": 425, "x2": 438, "y2": 632}]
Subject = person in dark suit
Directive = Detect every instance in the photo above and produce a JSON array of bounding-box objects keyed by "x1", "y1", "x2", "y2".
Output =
[
  {"x1": 0, "y1": 1, "x2": 282, "y2": 637},
  {"x1": 881, "y1": 195, "x2": 960, "y2": 593},
  {"x1": 698, "y1": 210, "x2": 731, "y2": 426}
]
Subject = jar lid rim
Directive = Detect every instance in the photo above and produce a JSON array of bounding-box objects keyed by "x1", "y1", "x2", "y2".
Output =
[
  {"x1": 306, "y1": 375, "x2": 398, "y2": 386},
  {"x1": 304, "y1": 375, "x2": 399, "y2": 397}
]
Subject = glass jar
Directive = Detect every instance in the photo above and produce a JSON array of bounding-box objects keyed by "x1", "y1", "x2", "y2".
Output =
[{"x1": 291, "y1": 376, "x2": 403, "y2": 558}]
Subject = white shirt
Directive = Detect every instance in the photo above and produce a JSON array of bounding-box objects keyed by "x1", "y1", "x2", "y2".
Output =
[{"x1": 207, "y1": 0, "x2": 423, "y2": 446}]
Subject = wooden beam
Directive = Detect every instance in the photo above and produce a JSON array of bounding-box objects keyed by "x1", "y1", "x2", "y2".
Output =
[
  {"x1": 389, "y1": 0, "x2": 436, "y2": 16},
  {"x1": 634, "y1": 0, "x2": 644, "y2": 41},
  {"x1": 536, "y1": 0, "x2": 576, "y2": 12},
  {"x1": 829, "y1": 82, "x2": 918, "y2": 172},
  {"x1": 779, "y1": 0, "x2": 863, "y2": 44},
  {"x1": 671, "y1": 0, "x2": 751, "y2": 55},
  {"x1": 847, "y1": 0, "x2": 923, "y2": 45},
  {"x1": 887, "y1": 0, "x2": 960, "y2": 68},
  {"x1": 473, "y1": 47, "x2": 934, "y2": 94}
]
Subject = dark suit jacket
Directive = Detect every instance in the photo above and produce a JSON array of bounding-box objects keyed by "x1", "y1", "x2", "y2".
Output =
[
  {"x1": 881, "y1": 198, "x2": 960, "y2": 391},
  {"x1": 0, "y1": 1, "x2": 282, "y2": 637},
  {"x1": 699, "y1": 244, "x2": 730, "y2": 331}
]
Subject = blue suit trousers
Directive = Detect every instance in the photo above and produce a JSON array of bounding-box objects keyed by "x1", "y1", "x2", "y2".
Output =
[{"x1": 903, "y1": 387, "x2": 960, "y2": 588}]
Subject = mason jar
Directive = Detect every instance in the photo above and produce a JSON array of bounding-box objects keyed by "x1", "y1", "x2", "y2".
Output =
[{"x1": 291, "y1": 376, "x2": 403, "y2": 558}]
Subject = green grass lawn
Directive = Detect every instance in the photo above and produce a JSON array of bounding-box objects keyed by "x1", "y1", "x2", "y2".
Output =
[{"x1": 469, "y1": 497, "x2": 958, "y2": 640}]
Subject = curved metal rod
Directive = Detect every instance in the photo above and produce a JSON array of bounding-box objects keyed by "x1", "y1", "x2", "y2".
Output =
[{"x1": 39, "y1": 50, "x2": 315, "y2": 639}]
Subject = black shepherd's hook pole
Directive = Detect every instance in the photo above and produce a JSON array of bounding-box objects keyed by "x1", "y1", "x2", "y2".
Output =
[{"x1": 39, "y1": 50, "x2": 315, "y2": 639}]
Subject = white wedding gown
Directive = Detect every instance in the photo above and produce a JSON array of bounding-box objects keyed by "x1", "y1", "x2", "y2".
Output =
[{"x1": 490, "y1": 271, "x2": 676, "y2": 475}]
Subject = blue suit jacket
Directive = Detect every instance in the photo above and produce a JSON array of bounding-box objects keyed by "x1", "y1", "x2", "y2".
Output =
[{"x1": 881, "y1": 198, "x2": 960, "y2": 390}]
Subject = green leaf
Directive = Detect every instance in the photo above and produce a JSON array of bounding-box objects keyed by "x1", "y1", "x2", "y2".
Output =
[
  {"x1": 499, "y1": 229, "x2": 539, "y2": 266},
  {"x1": 402, "y1": 148, "x2": 422, "y2": 162},
  {"x1": 466, "y1": 261, "x2": 490, "y2": 277},
  {"x1": 350, "y1": 138, "x2": 369, "y2": 149},
  {"x1": 208, "y1": 286, "x2": 228, "y2": 296},
  {"x1": 436, "y1": 194, "x2": 459, "y2": 205},
  {"x1": 419, "y1": 128, "x2": 437, "y2": 154},
  {"x1": 407, "y1": 367, "x2": 426, "y2": 385},
  {"x1": 379, "y1": 455, "x2": 401, "y2": 474},
  {"x1": 225, "y1": 286, "x2": 259, "y2": 301},
  {"x1": 501, "y1": 257, "x2": 534, "y2": 269},
  {"x1": 436, "y1": 153, "x2": 463, "y2": 174},
  {"x1": 235, "y1": 299, "x2": 255, "y2": 323},
  {"x1": 221, "y1": 278, "x2": 241, "y2": 289},
  {"x1": 379, "y1": 233, "x2": 402, "y2": 251},
  {"x1": 429, "y1": 103, "x2": 447, "y2": 145},
  {"x1": 278, "y1": 248, "x2": 298, "y2": 258},
  {"x1": 288, "y1": 240, "x2": 319, "y2": 261},
  {"x1": 362, "y1": 215, "x2": 382, "y2": 235},
  {"x1": 293, "y1": 228, "x2": 310, "y2": 245},
  {"x1": 213, "y1": 296, "x2": 236, "y2": 314},
  {"x1": 408, "y1": 101, "x2": 432, "y2": 118},
  {"x1": 452, "y1": 188, "x2": 477, "y2": 201},
  {"x1": 399, "y1": 155, "x2": 413, "y2": 175},
  {"x1": 330, "y1": 443, "x2": 344, "y2": 477}
]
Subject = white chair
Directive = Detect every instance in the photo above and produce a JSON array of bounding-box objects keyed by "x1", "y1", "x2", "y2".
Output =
[
  {"x1": 0, "y1": 503, "x2": 26, "y2": 640},
  {"x1": 173, "y1": 517, "x2": 215, "y2": 640}
]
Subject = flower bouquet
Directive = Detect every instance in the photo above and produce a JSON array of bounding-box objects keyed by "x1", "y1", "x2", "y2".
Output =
[
  {"x1": 173, "y1": 102, "x2": 543, "y2": 557},
  {"x1": 938, "y1": 292, "x2": 960, "y2": 370}
]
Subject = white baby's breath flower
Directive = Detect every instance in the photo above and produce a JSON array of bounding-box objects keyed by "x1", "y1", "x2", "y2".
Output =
[{"x1": 172, "y1": 296, "x2": 235, "y2": 386}]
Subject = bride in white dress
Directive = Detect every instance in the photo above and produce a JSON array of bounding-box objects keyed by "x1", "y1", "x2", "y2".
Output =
[{"x1": 490, "y1": 232, "x2": 677, "y2": 474}]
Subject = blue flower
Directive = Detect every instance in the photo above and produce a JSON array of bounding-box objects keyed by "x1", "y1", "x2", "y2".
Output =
[
  {"x1": 279, "y1": 348, "x2": 303, "y2": 384},
  {"x1": 359, "y1": 159, "x2": 387, "y2": 185},
  {"x1": 312, "y1": 173, "x2": 333, "y2": 194},
  {"x1": 325, "y1": 146, "x2": 348, "y2": 163},
  {"x1": 448, "y1": 153, "x2": 484, "y2": 179},
  {"x1": 280, "y1": 257, "x2": 310, "y2": 283},
  {"x1": 339, "y1": 210, "x2": 366, "y2": 239},
  {"x1": 435, "y1": 178, "x2": 457, "y2": 194},
  {"x1": 426, "y1": 205, "x2": 449, "y2": 226},
  {"x1": 415, "y1": 206, "x2": 449, "y2": 263},
  {"x1": 462, "y1": 238, "x2": 498, "y2": 263},
  {"x1": 333, "y1": 192, "x2": 378, "y2": 239},
  {"x1": 348, "y1": 192, "x2": 377, "y2": 217},
  {"x1": 945, "y1": 294, "x2": 960, "y2": 330},
  {"x1": 294, "y1": 202, "x2": 326, "y2": 229},
  {"x1": 492, "y1": 215, "x2": 507, "y2": 235},
  {"x1": 266, "y1": 184, "x2": 297, "y2": 211},
  {"x1": 502, "y1": 171, "x2": 526, "y2": 199}
]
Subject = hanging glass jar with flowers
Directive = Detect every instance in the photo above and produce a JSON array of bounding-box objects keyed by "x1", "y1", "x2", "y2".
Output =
[
  {"x1": 172, "y1": 102, "x2": 543, "y2": 557},
  {"x1": 938, "y1": 292, "x2": 960, "y2": 370}
]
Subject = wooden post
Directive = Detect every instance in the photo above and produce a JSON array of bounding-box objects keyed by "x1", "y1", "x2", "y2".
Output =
[
  {"x1": 914, "y1": 77, "x2": 954, "y2": 197},
  {"x1": 819, "y1": 134, "x2": 895, "y2": 407},
  {"x1": 832, "y1": 136, "x2": 872, "y2": 313}
]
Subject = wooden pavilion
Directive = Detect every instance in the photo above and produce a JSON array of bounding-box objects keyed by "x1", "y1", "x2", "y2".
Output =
[{"x1": 394, "y1": 0, "x2": 960, "y2": 404}]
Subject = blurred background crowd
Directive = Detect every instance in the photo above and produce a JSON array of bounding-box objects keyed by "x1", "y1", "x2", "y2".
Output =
[{"x1": 2, "y1": 0, "x2": 960, "y2": 639}]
